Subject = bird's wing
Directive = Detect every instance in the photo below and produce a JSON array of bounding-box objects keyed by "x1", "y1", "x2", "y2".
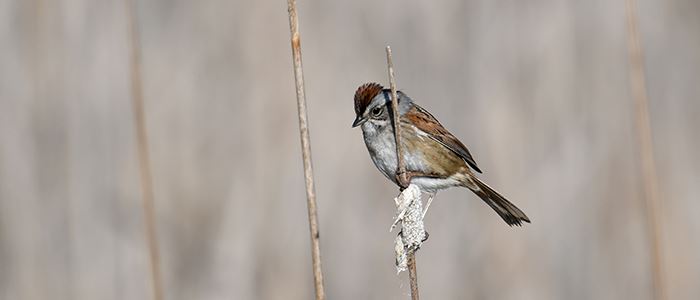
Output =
[{"x1": 403, "y1": 104, "x2": 482, "y2": 173}]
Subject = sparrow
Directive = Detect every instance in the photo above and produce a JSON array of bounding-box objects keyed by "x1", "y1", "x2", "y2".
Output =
[{"x1": 352, "y1": 83, "x2": 530, "y2": 226}]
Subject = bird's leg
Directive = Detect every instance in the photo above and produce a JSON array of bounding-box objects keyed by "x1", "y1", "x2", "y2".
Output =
[
  {"x1": 395, "y1": 171, "x2": 411, "y2": 190},
  {"x1": 422, "y1": 192, "x2": 435, "y2": 220}
]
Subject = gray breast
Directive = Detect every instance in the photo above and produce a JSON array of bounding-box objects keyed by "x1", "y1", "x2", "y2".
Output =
[{"x1": 362, "y1": 122, "x2": 399, "y2": 183}]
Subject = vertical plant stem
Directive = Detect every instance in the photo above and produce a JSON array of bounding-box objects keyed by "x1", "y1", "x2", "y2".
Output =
[
  {"x1": 407, "y1": 252, "x2": 419, "y2": 300},
  {"x1": 125, "y1": 1, "x2": 164, "y2": 300},
  {"x1": 385, "y1": 46, "x2": 409, "y2": 188},
  {"x1": 386, "y1": 46, "x2": 419, "y2": 300},
  {"x1": 286, "y1": 1, "x2": 325, "y2": 299},
  {"x1": 624, "y1": 1, "x2": 665, "y2": 299}
]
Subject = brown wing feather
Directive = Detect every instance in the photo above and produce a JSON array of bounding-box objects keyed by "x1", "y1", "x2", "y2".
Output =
[{"x1": 403, "y1": 104, "x2": 482, "y2": 173}]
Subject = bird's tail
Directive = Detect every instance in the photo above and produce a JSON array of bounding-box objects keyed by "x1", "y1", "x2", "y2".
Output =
[{"x1": 463, "y1": 176, "x2": 530, "y2": 226}]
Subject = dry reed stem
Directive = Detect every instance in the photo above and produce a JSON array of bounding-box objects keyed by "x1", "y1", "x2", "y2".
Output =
[
  {"x1": 407, "y1": 253, "x2": 419, "y2": 299},
  {"x1": 386, "y1": 46, "x2": 419, "y2": 300},
  {"x1": 624, "y1": 1, "x2": 666, "y2": 299},
  {"x1": 385, "y1": 46, "x2": 409, "y2": 189},
  {"x1": 286, "y1": 1, "x2": 326, "y2": 299},
  {"x1": 125, "y1": 1, "x2": 164, "y2": 299}
]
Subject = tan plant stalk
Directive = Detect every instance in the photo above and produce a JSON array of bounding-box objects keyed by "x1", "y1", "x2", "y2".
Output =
[
  {"x1": 286, "y1": 1, "x2": 326, "y2": 299},
  {"x1": 124, "y1": 0, "x2": 164, "y2": 299},
  {"x1": 386, "y1": 46, "x2": 420, "y2": 300},
  {"x1": 624, "y1": 0, "x2": 666, "y2": 299}
]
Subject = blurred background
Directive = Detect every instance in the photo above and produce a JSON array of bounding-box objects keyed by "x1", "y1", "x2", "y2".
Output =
[{"x1": 1, "y1": 0, "x2": 699, "y2": 299}]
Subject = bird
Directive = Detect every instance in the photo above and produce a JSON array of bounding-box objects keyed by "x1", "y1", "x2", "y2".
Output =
[{"x1": 352, "y1": 82, "x2": 530, "y2": 226}]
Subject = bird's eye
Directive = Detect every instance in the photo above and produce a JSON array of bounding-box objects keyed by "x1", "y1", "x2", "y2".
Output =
[{"x1": 371, "y1": 106, "x2": 383, "y2": 117}]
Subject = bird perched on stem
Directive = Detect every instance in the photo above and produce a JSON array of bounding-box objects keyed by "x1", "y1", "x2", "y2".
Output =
[{"x1": 352, "y1": 83, "x2": 530, "y2": 226}]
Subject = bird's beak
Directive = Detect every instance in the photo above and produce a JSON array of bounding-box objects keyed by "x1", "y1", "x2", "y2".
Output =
[{"x1": 352, "y1": 115, "x2": 367, "y2": 128}]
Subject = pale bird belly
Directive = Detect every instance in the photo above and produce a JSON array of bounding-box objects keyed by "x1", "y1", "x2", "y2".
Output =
[{"x1": 410, "y1": 176, "x2": 463, "y2": 193}]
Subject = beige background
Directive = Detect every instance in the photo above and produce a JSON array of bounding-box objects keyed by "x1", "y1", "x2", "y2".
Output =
[{"x1": 1, "y1": 0, "x2": 699, "y2": 299}]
